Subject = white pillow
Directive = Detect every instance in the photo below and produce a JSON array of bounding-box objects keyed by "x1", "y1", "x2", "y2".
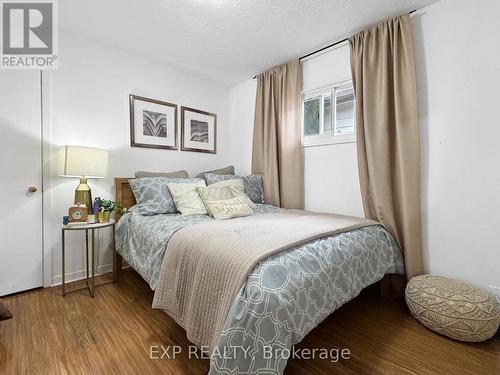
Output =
[
  {"x1": 202, "y1": 196, "x2": 254, "y2": 220},
  {"x1": 197, "y1": 179, "x2": 255, "y2": 208},
  {"x1": 167, "y1": 180, "x2": 207, "y2": 215}
]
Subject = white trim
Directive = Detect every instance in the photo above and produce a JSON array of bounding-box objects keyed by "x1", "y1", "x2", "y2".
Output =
[
  {"x1": 319, "y1": 93, "x2": 325, "y2": 134},
  {"x1": 51, "y1": 263, "x2": 131, "y2": 286},
  {"x1": 41, "y1": 70, "x2": 53, "y2": 287},
  {"x1": 301, "y1": 79, "x2": 351, "y2": 97},
  {"x1": 52, "y1": 263, "x2": 113, "y2": 286},
  {"x1": 330, "y1": 90, "x2": 336, "y2": 134},
  {"x1": 303, "y1": 133, "x2": 356, "y2": 148}
]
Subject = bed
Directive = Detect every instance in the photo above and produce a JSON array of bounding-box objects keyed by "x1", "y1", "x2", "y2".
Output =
[{"x1": 114, "y1": 178, "x2": 404, "y2": 374}]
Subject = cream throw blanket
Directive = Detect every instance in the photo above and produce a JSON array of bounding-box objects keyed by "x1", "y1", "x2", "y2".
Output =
[{"x1": 152, "y1": 209, "x2": 376, "y2": 349}]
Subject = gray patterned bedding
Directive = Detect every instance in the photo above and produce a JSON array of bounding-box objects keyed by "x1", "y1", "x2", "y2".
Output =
[
  {"x1": 116, "y1": 205, "x2": 404, "y2": 374},
  {"x1": 115, "y1": 204, "x2": 280, "y2": 289}
]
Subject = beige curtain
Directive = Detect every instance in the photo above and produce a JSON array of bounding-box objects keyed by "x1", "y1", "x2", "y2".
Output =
[
  {"x1": 252, "y1": 60, "x2": 304, "y2": 209},
  {"x1": 349, "y1": 15, "x2": 423, "y2": 281}
]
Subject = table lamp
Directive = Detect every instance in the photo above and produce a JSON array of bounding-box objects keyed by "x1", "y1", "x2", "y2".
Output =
[{"x1": 57, "y1": 146, "x2": 109, "y2": 209}]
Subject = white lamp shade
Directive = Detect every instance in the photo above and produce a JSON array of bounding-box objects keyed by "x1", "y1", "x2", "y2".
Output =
[{"x1": 57, "y1": 146, "x2": 108, "y2": 178}]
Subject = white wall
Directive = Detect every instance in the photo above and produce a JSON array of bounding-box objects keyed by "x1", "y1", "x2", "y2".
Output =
[
  {"x1": 228, "y1": 79, "x2": 257, "y2": 175},
  {"x1": 303, "y1": 143, "x2": 363, "y2": 216},
  {"x1": 413, "y1": 0, "x2": 500, "y2": 294},
  {"x1": 302, "y1": 43, "x2": 364, "y2": 217},
  {"x1": 48, "y1": 31, "x2": 232, "y2": 284},
  {"x1": 227, "y1": 0, "x2": 500, "y2": 293}
]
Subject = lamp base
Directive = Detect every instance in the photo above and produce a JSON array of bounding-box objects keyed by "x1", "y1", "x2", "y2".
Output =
[{"x1": 74, "y1": 177, "x2": 92, "y2": 210}]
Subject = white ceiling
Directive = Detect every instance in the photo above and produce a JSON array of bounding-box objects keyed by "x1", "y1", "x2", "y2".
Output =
[{"x1": 61, "y1": 0, "x2": 439, "y2": 87}]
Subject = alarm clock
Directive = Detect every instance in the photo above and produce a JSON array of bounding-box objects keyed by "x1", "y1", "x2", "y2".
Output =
[{"x1": 68, "y1": 205, "x2": 88, "y2": 222}]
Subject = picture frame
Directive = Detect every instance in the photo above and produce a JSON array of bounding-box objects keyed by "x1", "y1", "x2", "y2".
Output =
[
  {"x1": 129, "y1": 94, "x2": 178, "y2": 150},
  {"x1": 180, "y1": 106, "x2": 217, "y2": 154}
]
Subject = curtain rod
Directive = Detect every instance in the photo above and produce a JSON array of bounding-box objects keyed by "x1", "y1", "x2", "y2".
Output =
[{"x1": 252, "y1": 9, "x2": 417, "y2": 79}]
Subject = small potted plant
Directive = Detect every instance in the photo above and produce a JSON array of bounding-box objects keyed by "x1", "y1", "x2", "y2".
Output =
[{"x1": 93, "y1": 197, "x2": 120, "y2": 223}]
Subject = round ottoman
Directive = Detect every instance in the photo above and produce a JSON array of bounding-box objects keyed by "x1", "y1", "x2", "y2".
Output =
[{"x1": 405, "y1": 275, "x2": 500, "y2": 342}]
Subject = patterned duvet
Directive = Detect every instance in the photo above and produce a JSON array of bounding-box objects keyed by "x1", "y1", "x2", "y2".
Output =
[{"x1": 116, "y1": 205, "x2": 404, "y2": 374}]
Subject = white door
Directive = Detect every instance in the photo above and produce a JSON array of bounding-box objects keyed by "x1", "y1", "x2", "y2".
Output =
[{"x1": 0, "y1": 70, "x2": 43, "y2": 296}]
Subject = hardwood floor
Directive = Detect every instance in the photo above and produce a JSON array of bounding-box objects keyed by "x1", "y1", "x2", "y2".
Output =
[{"x1": 0, "y1": 271, "x2": 498, "y2": 374}]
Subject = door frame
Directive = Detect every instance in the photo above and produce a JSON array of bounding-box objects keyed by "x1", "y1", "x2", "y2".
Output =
[{"x1": 41, "y1": 70, "x2": 52, "y2": 287}]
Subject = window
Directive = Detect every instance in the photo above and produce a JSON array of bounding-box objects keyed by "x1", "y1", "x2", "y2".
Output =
[{"x1": 302, "y1": 81, "x2": 355, "y2": 147}]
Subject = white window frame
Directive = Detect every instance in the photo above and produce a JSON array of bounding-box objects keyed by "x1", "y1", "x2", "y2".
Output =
[{"x1": 301, "y1": 80, "x2": 356, "y2": 148}]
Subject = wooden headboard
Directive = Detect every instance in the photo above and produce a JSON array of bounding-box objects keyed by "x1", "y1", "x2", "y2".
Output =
[{"x1": 115, "y1": 177, "x2": 136, "y2": 221}]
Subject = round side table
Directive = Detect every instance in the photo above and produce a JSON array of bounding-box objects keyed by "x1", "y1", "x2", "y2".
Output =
[{"x1": 61, "y1": 220, "x2": 116, "y2": 297}]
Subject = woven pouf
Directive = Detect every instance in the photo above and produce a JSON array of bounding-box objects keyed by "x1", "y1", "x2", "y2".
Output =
[{"x1": 405, "y1": 275, "x2": 500, "y2": 342}]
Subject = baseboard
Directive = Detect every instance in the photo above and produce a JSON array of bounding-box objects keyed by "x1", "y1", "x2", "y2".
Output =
[{"x1": 51, "y1": 263, "x2": 114, "y2": 286}]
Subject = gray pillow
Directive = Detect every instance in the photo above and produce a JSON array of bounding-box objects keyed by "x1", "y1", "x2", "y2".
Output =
[
  {"x1": 196, "y1": 165, "x2": 235, "y2": 181},
  {"x1": 134, "y1": 170, "x2": 188, "y2": 178},
  {"x1": 129, "y1": 177, "x2": 202, "y2": 215},
  {"x1": 205, "y1": 174, "x2": 264, "y2": 204}
]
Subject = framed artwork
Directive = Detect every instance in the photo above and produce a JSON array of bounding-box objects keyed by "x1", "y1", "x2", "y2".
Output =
[
  {"x1": 181, "y1": 106, "x2": 217, "y2": 154},
  {"x1": 129, "y1": 94, "x2": 178, "y2": 150}
]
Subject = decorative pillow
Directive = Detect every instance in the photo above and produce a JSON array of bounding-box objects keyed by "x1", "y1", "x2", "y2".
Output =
[
  {"x1": 167, "y1": 181, "x2": 208, "y2": 216},
  {"x1": 196, "y1": 179, "x2": 255, "y2": 207},
  {"x1": 129, "y1": 177, "x2": 202, "y2": 215},
  {"x1": 196, "y1": 165, "x2": 235, "y2": 181},
  {"x1": 205, "y1": 174, "x2": 264, "y2": 204},
  {"x1": 202, "y1": 196, "x2": 253, "y2": 220},
  {"x1": 134, "y1": 170, "x2": 188, "y2": 178}
]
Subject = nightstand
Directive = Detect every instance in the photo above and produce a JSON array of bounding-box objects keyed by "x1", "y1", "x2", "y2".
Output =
[{"x1": 61, "y1": 220, "x2": 116, "y2": 297}]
